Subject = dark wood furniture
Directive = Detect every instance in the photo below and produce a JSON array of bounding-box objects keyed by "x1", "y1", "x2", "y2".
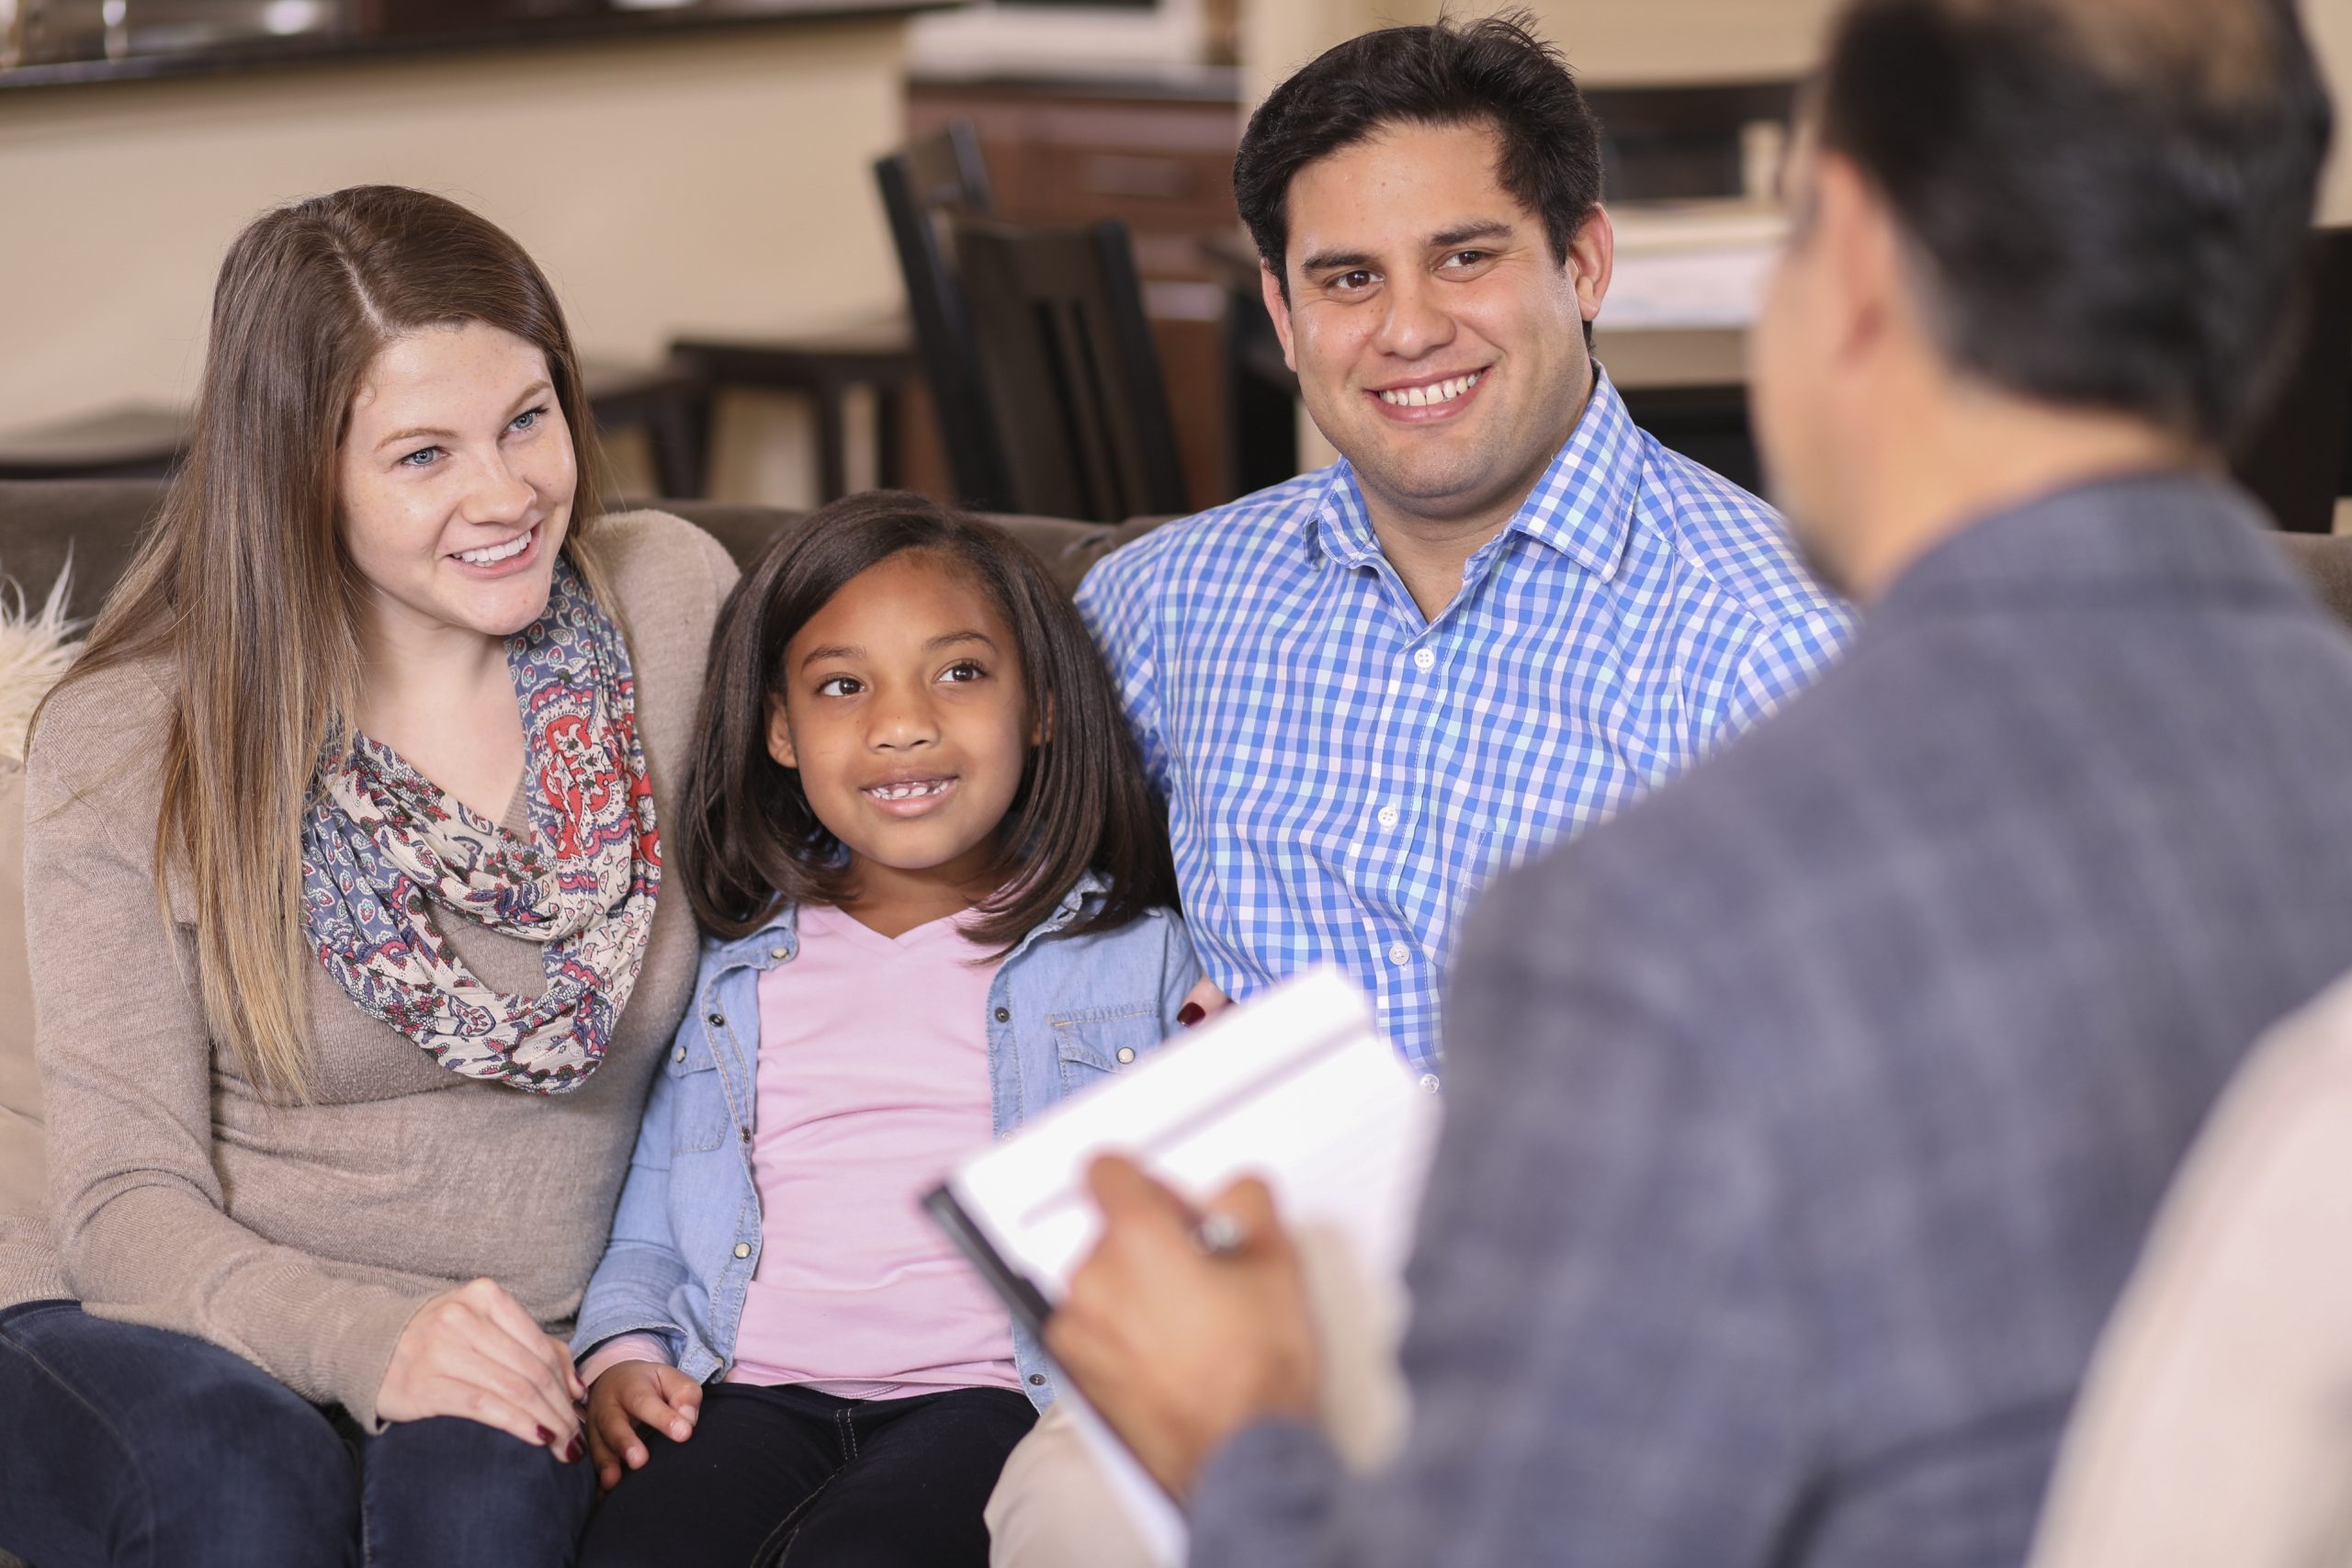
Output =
[
  {"x1": 2231, "y1": 227, "x2": 2352, "y2": 534},
  {"x1": 0, "y1": 0, "x2": 953, "y2": 90},
  {"x1": 875, "y1": 120, "x2": 1010, "y2": 510},
  {"x1": 0, "y1": 364, "x2": 709, "y2": 497},
  {"x1": 909, "y1": 73, "x2": 1243, "y2": 509},
  {"x1": 666, "y1": 122, "x2": 992, "y2": 508},
  {"x1": 949, "y1": 215, "x2": 1189, "y2": 523}
]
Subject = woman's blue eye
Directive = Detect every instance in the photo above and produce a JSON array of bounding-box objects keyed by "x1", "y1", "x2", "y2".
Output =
[
  {"x1": 398, "y1": 446, "x2": 442, "y2": 468},
  {"x1": 509, "y1": 405, "x2": 548, "y2": 434}
]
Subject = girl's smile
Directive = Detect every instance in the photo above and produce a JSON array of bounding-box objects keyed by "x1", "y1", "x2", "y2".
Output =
[{"x1": 766, "y1": 550, "x2": 1037, "y2": 934}]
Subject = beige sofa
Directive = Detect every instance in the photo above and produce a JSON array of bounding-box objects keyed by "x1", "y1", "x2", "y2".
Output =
[
  {"x1": 0, "y1": 480, "x2": 1159, "y2": 1290},
  {"x1": 5, "y1": 481, "x2": 2352, "y2": 1568}
]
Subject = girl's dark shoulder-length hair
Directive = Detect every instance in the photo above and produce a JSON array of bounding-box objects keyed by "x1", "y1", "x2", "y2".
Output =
[{"x1": 677, "y1": 489, "x2": 1178, "y2": 950}]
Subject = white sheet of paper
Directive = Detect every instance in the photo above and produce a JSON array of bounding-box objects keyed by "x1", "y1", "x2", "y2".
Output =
[{"x1": 938, "y1": 966, "x2": 1441, "y2": 1564}]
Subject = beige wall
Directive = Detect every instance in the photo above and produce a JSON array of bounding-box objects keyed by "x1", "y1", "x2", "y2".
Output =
[
  {"x1": 1247, "y1": 0, "x2": 2352, "y2": 216},
  {"x1": 1243, "y1": 0, "x2": 1836, "y2": 107},
  {"x1": 0, "y1": 19, "x2": 912, "y2": 502}
]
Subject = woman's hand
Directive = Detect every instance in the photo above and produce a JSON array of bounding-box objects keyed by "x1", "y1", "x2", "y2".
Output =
[
  {"x1": 377, "y1": 1278, "x2": 586, "y2": 1460},
  {"x1": 584, "y1": 1359, "x2": 705, "y2": 1491},
  {"x1": 1177, "y1": 977, "x2": 1232, "y2": 1028}
]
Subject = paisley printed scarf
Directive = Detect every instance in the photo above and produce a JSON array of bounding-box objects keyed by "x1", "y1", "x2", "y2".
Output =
[{"x1": 299, "y1": 558, "x2": 660, "y2": 1093}]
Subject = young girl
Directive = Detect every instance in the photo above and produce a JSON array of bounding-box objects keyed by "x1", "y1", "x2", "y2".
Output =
[{"x1": 571, "y1": 491, "x2": 1200, "y2": 1567}]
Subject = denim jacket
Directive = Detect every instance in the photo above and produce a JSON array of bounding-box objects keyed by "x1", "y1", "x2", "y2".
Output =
[{"x1": 572, "y1": 873, "x2": 1200, "y2": 1410}]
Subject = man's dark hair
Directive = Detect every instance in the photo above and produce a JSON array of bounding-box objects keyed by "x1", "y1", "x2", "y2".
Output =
[
  {"x1": 1815, "y1": 0, "x2": 2332, "y2": 446},
  {"x1": 1234, "y1": 9, "x2": 1603, "y2": 299},
  {"x1": 676, "y1": 490, "x2": 1179, "y2": 950}
]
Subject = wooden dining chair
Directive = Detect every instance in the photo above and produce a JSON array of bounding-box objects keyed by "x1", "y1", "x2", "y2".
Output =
[
  {"x1": 875, "y1": 121, "x2": 1010, "y2": 512},
  {"x1": 2231, "y1": 226, "x2": 2352, "y2": 533},
  {"x1": 944, "y1": 215, "x2": 1189, "y2": 525},
  {"x1": 672, "y1": 122, "x2": 993, "y2": 505}
]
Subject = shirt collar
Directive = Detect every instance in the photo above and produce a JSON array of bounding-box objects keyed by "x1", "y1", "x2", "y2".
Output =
[
  {"x1": 704, "y1": 868, "x2": 1112, "y2": 971},
  {"x1": 1304, "y1": 367, "x2": 1644, "y2": 583}
]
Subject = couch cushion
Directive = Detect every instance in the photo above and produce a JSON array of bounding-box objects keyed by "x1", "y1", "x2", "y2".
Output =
[
  {"x1": 0, "y1": 479, "x2": 168, "y2": 626},
  {"x1": 650, "y1": 498, "x2": 1125, "y2": 598},
  {"x1": 0, "y1": 761, "x2": 36, "y2": 1220}
]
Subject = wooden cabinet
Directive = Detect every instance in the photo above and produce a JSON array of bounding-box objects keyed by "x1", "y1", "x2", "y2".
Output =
[{"x1": 910, "y1": 73, "x2": 1247, "y2": 512}]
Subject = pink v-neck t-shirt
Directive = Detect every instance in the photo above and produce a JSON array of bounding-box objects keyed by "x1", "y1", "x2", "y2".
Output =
[{"x1": 726, "y1": 902, "x2": 1021, "y2": 1400}]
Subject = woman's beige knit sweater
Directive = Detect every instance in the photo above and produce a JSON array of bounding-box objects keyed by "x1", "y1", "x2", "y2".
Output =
[{"x1": 9, "y1": 511, "x2": 736, "y2": 1427}]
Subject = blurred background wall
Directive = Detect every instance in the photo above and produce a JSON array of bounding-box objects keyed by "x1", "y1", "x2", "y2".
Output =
[
  {"x1": 0, "y1": 17, "x2": 910, "y2": 500},
  {"x1": 1, "y1": 0, "x2": 2347, "y2": 509}
]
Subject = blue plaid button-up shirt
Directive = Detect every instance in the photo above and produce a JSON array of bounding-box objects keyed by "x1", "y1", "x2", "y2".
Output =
[{"x1": 1078, "y1": 371, "x2": 1852, "y2": 1070}]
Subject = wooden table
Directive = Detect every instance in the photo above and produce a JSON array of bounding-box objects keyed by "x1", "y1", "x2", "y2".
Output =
[{"x1": 0, "y1": 363, "x2": 709, "y2": 496}]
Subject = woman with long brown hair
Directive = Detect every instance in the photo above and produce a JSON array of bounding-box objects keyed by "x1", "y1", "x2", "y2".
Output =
[{"x1": 0, "y1": 186, "x2": 736, "y2": 1565}]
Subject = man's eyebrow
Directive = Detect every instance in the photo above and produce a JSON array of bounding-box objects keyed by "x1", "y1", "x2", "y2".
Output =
[
  {"x1": 1429, "y1": 220, "x2": 1516, "y2": 249},
  {"x1": 373, "y1": 380, "x2": 556, "y2": 452},
  {"x1": 1298, "y1": 247, "x2": 1377, "y2": 275}
]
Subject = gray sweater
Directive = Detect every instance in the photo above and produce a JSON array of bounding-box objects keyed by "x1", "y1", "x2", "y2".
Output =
[
  {"x1": 10, "y1": 511, "x2": 735, "y2": 1427},
  {"x1": 1192, "y1": 474, "x2": 2352, "y2": 1567}
]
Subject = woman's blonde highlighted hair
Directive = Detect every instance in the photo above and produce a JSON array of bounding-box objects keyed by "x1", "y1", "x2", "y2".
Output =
[{"x1": 47, "y1": 186, "x2": 612, "y2": 1100}]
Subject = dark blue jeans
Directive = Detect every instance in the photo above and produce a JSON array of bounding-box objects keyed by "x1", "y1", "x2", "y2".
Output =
[
  {"x1": 579, "y1": 1381, "x2": 1036, "y2": 1568},
  {"x1": 0, "y1": 1300, "x2": 594, "y2": 1567}
]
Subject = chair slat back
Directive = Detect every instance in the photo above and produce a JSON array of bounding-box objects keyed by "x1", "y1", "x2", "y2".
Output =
[
  {"x1": 875, "y1": 121, "x2": 1011, "y2": 511},
  {"x1": 950, "y1": 216, "x2": 1190, "y2": 524}
]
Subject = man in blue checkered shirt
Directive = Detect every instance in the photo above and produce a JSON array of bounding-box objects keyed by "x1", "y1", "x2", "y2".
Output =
[{"x1": 1076, "y1": 16, "x2": 1852, "y2": 1077}]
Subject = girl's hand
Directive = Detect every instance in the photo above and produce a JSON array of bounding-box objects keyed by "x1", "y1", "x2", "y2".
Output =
[
  {"x1": 585, "y1": 1359, "x2": 705, "y2": 1491},
  {"x1": 377, "y1": 1277, "x2": 586, "y2": 1460}
]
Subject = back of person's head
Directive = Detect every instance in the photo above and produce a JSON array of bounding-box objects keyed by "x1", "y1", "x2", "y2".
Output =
[
  {"x1": 52, "y1": 184, "x2": 609, "y2": 1101},
  {"x1": 679, "y1": 491, "x2": 1178, "y2": 949},
  {"x1": 1813, "y1": 0, "x2": 2332, "y2": 446},
  {"x1": 1234, "y1": 7, "x2": 1602, "y2": 297}
]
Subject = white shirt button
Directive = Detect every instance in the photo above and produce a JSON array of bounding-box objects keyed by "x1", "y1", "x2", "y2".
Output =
[
  {"x1": 732, "y1": 1243, "x2": 752, "y2": 1258},
  {"x1": 673, "y1": 1046, "x2": 686, "y2": 1063},
  {"x1": 770, "y1": 946, "x2": 789, "y2": 961},
  {"x1": 1116, "y1": 1046, "x2": 1136, "y2": 1065},
  {"x1": 1419, "y1": 1073, "x2": 1442, "y2": 1094},
  {"x1": 1376, "y1": 805, "x2": 1399, "y2": 828},
  {"x1": 1412, "y1": 647, "x2": 1436, "y2": 672},
  {"x1": 1388, "y1": 942, "x2": 1412, "y2": 966}
]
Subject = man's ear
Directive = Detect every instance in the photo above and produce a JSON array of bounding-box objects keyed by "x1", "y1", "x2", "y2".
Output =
[
  {"x1": 1261, "y1": 262, "x2": 1298, "y2": 373},
  {"x1": 1813, "y1": 152, "x2": 1902, "y2": 368},
  {"x1": 765, "y1": 693, "x2": 797, "y2": 771},
  {"x1": 1566, "y1": 205, "x2": 1614, "y2": 328}
]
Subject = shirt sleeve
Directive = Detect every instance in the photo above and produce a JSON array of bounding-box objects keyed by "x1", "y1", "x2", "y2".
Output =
[
  {"x1": 1708, "y1": 603, "x2": 1854, "y2": 749},
  {"x1": 1186, "y1": 854, "x2": 1812, "y2": 1568},
  {"x1": 1075, "y1": 547, "x2": 1173, "y2": 799},
  {"x1": 571, "y1": 1010, "x2": 697, "y2": 1365},
  {"x1": 577, "y1": 1331, "x2": 675, "y2": 1385}
]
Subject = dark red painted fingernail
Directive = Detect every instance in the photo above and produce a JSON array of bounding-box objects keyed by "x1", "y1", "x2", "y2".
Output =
[
  {"x1": 1178, "y1": 1002, "x2": 1205, "y2": 1027},
  {"x1": 565, "y1": 1437, "x2": 584, "y2": 1464},
  {"x1": 536, "y1": 1425, "x2": 555, "y2": 1446}
]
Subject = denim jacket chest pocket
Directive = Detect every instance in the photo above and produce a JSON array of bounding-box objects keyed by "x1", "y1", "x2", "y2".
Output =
[
  {"x1": 665, "y1": 1018, "x2": 738, "y2": 1156},
  {"x1": 1048, "y1": 1003, "x2": 1167, "y2": 1095}
]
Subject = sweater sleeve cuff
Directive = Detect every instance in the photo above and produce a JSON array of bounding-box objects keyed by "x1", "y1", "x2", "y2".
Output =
[
  {"x1": 1188, "y1": 1416, "x2": 1344, "y2": 1568},
  {"x1": 334, "y1": 1290, "x2": 439, "y2": 1432}
]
